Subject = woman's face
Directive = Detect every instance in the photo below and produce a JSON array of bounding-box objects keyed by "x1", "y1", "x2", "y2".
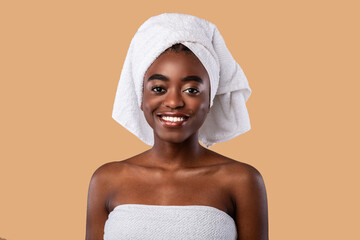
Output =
[{"x1": 142, "y1": 50, "x2": 210, "y2": 144}]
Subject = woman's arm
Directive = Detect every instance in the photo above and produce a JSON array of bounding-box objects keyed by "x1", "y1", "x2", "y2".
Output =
[
  {"x1": 232, "y1": 164, "x2": 269, "y2": 240},
  {"x1": 85, "y1": 164, "x2": 112, "y2": 240}
]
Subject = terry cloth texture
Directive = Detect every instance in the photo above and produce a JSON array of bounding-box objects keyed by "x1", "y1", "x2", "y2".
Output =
[
  {"x1": 104, "y1": 204, "x2": 237, "y2": 240},
  {"x1": 112, "y1": 13, "x2": 251, "y2": 147}
]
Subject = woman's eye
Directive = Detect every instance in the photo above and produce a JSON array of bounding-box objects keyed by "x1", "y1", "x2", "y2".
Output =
[
  {"x1": 151, "y1": 86, "x2": 166, "y2": 93},
  {"x1": 184, "y1": 88, "x2": 199, "y2": 94}
]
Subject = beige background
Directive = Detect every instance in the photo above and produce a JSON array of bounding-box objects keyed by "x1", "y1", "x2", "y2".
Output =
[{"x1": 1, "y1": 0, "x2": 359, "y2": 239}]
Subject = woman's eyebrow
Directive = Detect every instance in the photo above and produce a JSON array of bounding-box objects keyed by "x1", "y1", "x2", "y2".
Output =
[
  {"x1": 148, "y1": 74, "x2": 169, "y2": 81},
  {"x1": 147, "y1": 74, "x2": 203, "y2": 83},
  {"x1": 182, "y1": 76, "x2": 203, "y2": 84}
]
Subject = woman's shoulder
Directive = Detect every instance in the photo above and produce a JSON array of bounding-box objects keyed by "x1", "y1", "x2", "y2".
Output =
[
  {"x1": 208, "y1": 150, "x2": 267, "y2": 215},
  {"x1": 207, "y1": 149, "x2": 265, "y2": 189},
  {"x1": 217, "y1": 155, "x2": 266, "y2": 207},
  {"x1": 89, "y1": 150, "x2": 149, "y2": 182},
  {"x1": 92, "y1": 160, "x2": 123, "y2": 174},
  {"x1": 89, "y1": 157, "x2": 138, "y2": 183}
]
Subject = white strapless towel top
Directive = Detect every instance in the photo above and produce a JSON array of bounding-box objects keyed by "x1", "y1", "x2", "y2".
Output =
[{"x1": 103, "y1": 204, "x2": 237, "y2": 240}]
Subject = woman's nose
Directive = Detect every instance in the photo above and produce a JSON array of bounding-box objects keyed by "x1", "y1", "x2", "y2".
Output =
[{"x1": 164, "y1": 90, "x2": 185, "y2": 109}]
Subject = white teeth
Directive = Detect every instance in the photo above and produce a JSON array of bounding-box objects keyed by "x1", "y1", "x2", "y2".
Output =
[{"x1": 161, "y1": 116, "x2": 186, "y2": 122}]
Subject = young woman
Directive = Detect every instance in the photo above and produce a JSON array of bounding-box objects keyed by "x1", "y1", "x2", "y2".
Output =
[{"x1": 86, "y1": 13, "x2": 268, "y2": 240}]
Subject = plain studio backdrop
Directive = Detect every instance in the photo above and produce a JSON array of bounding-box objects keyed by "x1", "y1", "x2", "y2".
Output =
[{"x1": 0, "y1": 1, "x2": 359, "y2": 239}]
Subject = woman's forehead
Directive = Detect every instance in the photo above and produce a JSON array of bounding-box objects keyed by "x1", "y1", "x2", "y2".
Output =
[{"x1": 144, "y1": 51, "x2": 210, "y2": 82}]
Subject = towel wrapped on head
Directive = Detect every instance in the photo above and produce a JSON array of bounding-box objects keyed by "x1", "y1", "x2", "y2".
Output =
[{"x1": 112, "y1": 13, "x2": 251, "y2": 147}]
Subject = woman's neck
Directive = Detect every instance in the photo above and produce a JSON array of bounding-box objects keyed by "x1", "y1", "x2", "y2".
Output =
[{"x1": 147, "y1": 134, "x2": 207, "y2": 171}]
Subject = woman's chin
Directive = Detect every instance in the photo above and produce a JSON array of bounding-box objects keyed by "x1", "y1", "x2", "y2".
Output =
[{"x1": 154, "y1": 132, "x2": 195, "y2": 145}]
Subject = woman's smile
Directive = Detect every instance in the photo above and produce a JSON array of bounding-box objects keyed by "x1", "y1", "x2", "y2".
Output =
[{"x1": 157, "y1": 111, "x2": 190, "y2": 127}]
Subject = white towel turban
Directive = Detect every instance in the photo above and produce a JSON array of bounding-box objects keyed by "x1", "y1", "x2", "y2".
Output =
[{"x1": 112, "y1": 13, "x2": 251, "y2": 147}]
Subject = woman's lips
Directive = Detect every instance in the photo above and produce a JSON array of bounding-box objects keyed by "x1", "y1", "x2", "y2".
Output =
[{"x1": 156, "y1": 112, "x2": 189, "y2": 127}]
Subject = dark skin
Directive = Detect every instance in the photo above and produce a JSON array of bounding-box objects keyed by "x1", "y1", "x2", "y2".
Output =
[{"x1": 86, "y1": 51, "x2": 268, "y2": 240}]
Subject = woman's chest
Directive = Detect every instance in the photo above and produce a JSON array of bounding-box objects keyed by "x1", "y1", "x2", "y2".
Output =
[{"x1": 107, "y1": 168, "x2": 235, "y2": 219}]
